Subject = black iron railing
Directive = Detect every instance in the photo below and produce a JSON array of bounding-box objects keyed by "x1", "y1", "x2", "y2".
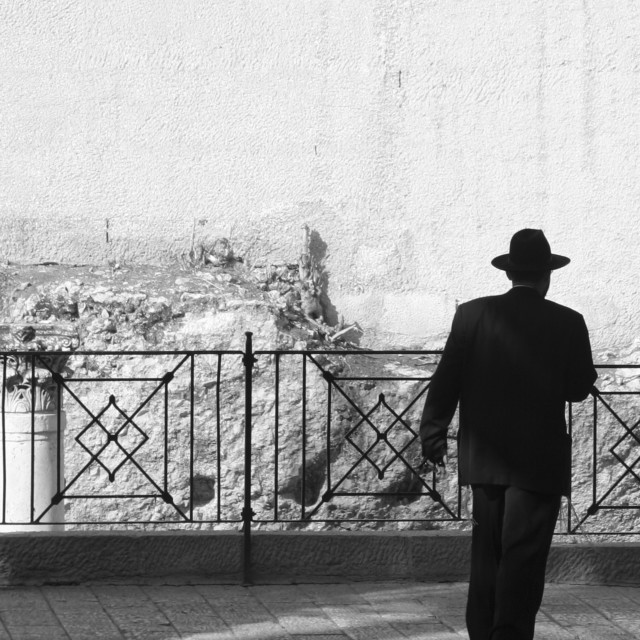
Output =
[
  {"x1": 0, "y1": 333, "x2": 639, "y2": 581},
  {"x1": 566, "y1": 368, "x2": 640, "y2": 535}
]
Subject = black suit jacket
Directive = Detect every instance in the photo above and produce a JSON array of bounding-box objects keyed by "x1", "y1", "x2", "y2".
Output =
[{"x1": 420, "y1": 287, "x2": 597, "y2": 496}]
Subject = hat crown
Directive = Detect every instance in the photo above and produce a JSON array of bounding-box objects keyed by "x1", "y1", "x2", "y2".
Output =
[
  {"x1": 491, "y1": 229, "x2": 570, "y2": 271},
  {"x1": 509, "y1": 229, "x2": 551, "y2": 269}
]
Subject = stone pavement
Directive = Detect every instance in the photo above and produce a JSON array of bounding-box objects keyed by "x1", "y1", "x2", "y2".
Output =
[{"x1": 0, "y1": 581, "x2": 639, "y2": 640}]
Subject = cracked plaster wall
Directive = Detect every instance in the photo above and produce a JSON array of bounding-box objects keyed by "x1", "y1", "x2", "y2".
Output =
[{"x1": 1, "y1": 1, "x2": 639, "y2": 352}]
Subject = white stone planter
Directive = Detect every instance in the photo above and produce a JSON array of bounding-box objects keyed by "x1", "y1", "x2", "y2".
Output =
[{"x1": 0, "y1": 411, "x2": 65, "y2": 531}]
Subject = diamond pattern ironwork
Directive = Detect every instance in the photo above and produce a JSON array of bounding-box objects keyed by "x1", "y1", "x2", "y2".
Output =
[
  {"x1": 75, "y1": 394, "x2": 149, "y2": 482},
  {"x1": 571, "y1": 391, "x2": 640, "y2": 532},
  {"x1": 609, "y1": 417, "x2": 640, "y2": 487},
  {"x1": 303, "y1": 354, "x2": 460, "y2": 521},
  {"x1": 31, "y1": 354, "x2": 192, "y2": 524},
  {"x1": 345, "y1": 393, "x2": 419, "y2": 480}
]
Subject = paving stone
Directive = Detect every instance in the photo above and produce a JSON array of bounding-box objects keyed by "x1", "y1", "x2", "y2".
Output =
[
  {"x1": 101, "y1": 606, "x2": 178, "y2": 640},
  {"x1": 90, "y1": 585, "x2": 153, "y2": 607},
  {"x1": 414, "y1": 589, "x2": 466, "y2": 612},
  {"x1": 319, "y1": 604, "x2": 401, "y2": 640},
  {"x1": 62, "y1": 628, "x2": 124, "y2": 640},
  {"x1": 41, "y1": 608, "x2": 123, "y2": 640},
  {"x1": 411, "y1": 595, "x2": 467, "y2": 635},
  {"x1": 142, "y1": 585, "x2": 209, "y2": 604},
  {"x1": 250, "y1": 584, "x2": 313, "y2": 602},
  {"x1": 153, "y1": 601, "x2": 219, "y2": 617},
  {"x1": 540, "y1": 585, "x2": 583, "y2": 605},
  {"x1": 364, "y1": 599, "x2": 436, "y2": 624},
  {"x1": 165, "y1": 618, "x2": 230, "y2": 634},
  {"x1": 0, "y1": 620, "x2": 12, "y2": 640},
  {"x1": 217, "y1": 618, "x2": 289, "y2": 637},
  {"x1": 534, "y1": 615, "x2": 580, "y2": 640},
  {"x1": 9, "y1": 629, "x2": 70, "y2": 640},
  {"x1": 0, "y1": 589, "x2": 49, "y2": 611},
  {"x1": 569, "y1": 585, "x2": 640, "y2": 619},
  {"x1": 263, "y1": 601, "x2": 342, "y2": 635},
  {"x1": 616, "y1": 586, "x2": 640, "y2": 606},
  {"x1": 298, "y1": 584, "x2": 368, "y2": 605},
  {"x1": 353, "y1": 581, "x2": 447, "y2": 626},
  {"x1": 147, "y1": 593, "x2": 235, "y2": 635},
  {"x1": 203, "y1": 598, "x2": 290, "y2": 638},
  {"x1": 41, "y1": 585, "x2": 100, "y2": 602},
  {"x1": 435, "y1": 617, "x2": 467, "y2": 636},
  {"x1": 173, "y1": 632, "x2": 235, "y2": 640},
  {"x1": 542, "y1": 604, "x2": 610, "y2": 627},
  {"x1": 353, "y1": 581, "x2": 452, "y2": 602},
  {"x1": 223, "y1": 624, "x2": 292, "y2": 640},
  {"x1": 606, "y1": 618, "x2": 640, "y2": 637},
  {"x1": 117, "y1": 632, "x2": 179, "y2": 640},
  {"x1": 153, "y1": 603, "x2": 230, "y2": 634},
  {"x1": 43, "y1": 599, "x2": 112, "y2": 616},
  {"x1": 560, "y1": 625, "x2": 635, "y2": 639},
  {"x1": 208, "y1": 598, "x2": 275, "y2": 622},
  {"x1": 185, "y1": 634, "x2": 235, "y2": 640},
  {"x1": 287, "y1": 636, "x2": 346, "y2": 639},
  {"x1": 390, "y1": 621, "x2": 463, "y2": 639},
  {"x1": 195, "y1": 585, "x2": 255, "y2": 602},
  {"x1": 0, "y1": 607, "x2": 61, "y2": 627}
]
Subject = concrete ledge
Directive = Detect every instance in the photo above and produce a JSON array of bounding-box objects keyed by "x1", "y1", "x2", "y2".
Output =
[
  {"x1": 0, "y1": 531, "x2": 243, "y2": 585},
  {"x1": 547, "y1": 542, "x2": 640, "y2": 586},
  {"x1": 0, "y1": 531, "x2": 638, "y2": 586},
  {"x1": 252, "y1": 531, "x2": 471, "y2": 582}
]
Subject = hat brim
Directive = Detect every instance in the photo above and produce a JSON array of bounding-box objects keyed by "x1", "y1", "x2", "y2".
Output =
[{"x1": 491, "y1": 254, "x2": 571, "y2": 271}]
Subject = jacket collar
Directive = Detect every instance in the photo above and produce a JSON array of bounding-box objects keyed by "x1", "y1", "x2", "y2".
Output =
[{"x1": 506, "y1": 286, "x2": 543, "y2": 298}]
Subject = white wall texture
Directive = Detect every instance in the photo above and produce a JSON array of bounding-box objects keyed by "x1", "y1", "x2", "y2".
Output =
[{"x1": 1, "y1": 0, "x2": 639, "y2": 352}]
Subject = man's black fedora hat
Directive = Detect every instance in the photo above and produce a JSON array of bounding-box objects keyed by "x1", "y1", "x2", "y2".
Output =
[{"x1": 491, "y1": 229, "x2": 570, "y2": 271}]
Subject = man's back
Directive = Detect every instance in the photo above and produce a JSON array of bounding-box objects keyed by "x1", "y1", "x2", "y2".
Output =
[{"x1": 421, "y1": 286, "x2": 596, "y2": 495}]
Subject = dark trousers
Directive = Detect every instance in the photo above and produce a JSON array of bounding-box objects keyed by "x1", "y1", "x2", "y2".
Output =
[{"x1": 466, "y1": 484, "x2": 561, "y2": 640}]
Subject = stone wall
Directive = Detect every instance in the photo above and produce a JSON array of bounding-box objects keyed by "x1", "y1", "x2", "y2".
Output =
[
  {"x1": 0, "y1": 257, "x2": 465, "y2": 531},
  {"x1": 0, "y1": 255, "x2": 638, "y2": 536}
]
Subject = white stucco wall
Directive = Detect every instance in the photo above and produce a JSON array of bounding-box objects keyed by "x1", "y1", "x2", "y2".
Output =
[{"x1": 1, "y1": 1, "x2": 639, "y2": 352}]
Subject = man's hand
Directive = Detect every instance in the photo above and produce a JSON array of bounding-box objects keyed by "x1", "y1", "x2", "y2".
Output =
[{"x1": 419, "y1": 455, "x2": 448, "y2": 478}]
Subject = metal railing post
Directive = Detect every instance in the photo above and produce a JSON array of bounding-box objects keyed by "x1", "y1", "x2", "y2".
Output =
[{"x1": 242, "y1": 332, "x2": 256, "y2": 585}]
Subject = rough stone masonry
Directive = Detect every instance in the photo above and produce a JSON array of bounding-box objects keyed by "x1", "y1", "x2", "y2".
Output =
[{"x1": 0, "y1": 238, "x2": 636, "y2": 537}]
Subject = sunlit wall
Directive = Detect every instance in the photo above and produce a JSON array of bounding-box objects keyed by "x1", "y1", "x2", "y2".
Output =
[{"x1": 1, "y1": 1, "x2": 637, "y2": 350}]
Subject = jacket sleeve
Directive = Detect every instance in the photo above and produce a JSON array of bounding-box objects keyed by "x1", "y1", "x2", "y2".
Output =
[
  {"x1": 565, "y1": 314, "x2": 597, "y2": 402},
  {"x1": 419, "y1": 307, "x2": 466, "y2": 461}
]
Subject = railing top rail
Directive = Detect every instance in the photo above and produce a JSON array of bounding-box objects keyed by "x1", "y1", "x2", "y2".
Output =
[
  {"x1": 594, "y1": 364, "x2": 640, "y2": 369},
  {"x1": 254, "y1": 349, "x2": 444, "y2": 356},
  {"x1": 0, "y1": 349, "x2": 245, "y2": 357},
  {"x1": 0, "y1": 349, "x2": 441, "y2": 357},
  {"x1": 0, "y1": 348, "x2": 636, "y2": 369}
]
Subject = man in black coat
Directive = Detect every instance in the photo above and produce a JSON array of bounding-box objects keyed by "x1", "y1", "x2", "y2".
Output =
[{"x1": 420, "y1": 229, "x2": 597, "y2": 640}]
